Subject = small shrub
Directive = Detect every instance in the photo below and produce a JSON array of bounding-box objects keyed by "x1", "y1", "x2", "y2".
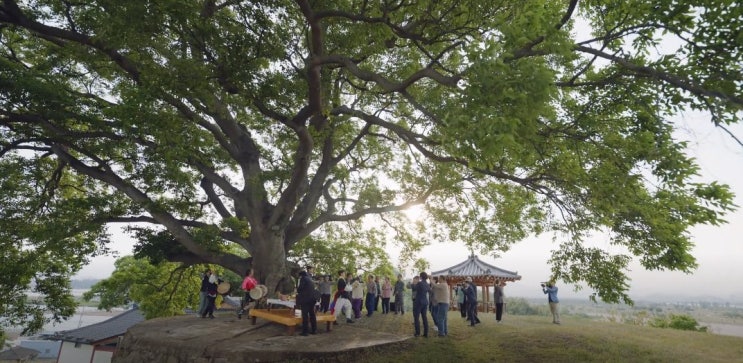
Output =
[{"x1": 650, "y1": 314, "x2": 707, "y2": 332}]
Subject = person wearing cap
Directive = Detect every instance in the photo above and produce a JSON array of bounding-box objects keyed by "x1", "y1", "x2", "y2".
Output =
[
  {"x1": 542, "y1": 281, "x2": 560, "y2": 324},
  {"x1": 296, "y1": 270, "x2": 318, "y2": 336},
  {"x1": 463, "y1": 276, "x2": 479, "y2": 326}
]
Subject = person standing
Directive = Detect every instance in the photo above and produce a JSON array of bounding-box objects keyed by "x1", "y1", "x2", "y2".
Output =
[
  {"x1": 202, "y1": 271, "x2": 220, "y2": 319},
  {"x1": 464, "y1": 276, "x2": 479, "y2": 326},
  {"x1": 351, "y1": 276, "x2": 364, "y2": 318},
  {"x1": 412, "y1": 272, "x2": 431, "y2": 338},
  {"x1": 333, "y1": 270, "x2": 354, "y2": 324},
  {"x1": 297, "y1": 270, "x2": 317, "y2": 336},
  {"x1": 408, "y1": 276, "x2": 421, "y2": 306},
  {"x1": 365, "y1": 275, "x2": 378, "y2": 317},
  {"x1": 197, "y1": 269, "x2": 212, "y2": 317},
  {"x1": 542, "y1": 281, "x2": 560, "y2": 324},
  {"x1": 374, "y1": 276, "x2": 382, "y2": 311},
  {"x1": 318, "y1": 275, "x2": 333, "y2": 313},
  {"x1": 432, "y1": 276, "x2": 450, "y2": 337},
  {"x1": 429, "y1": 276, "x2": 439, "y2": 331},
  {"x1": 331, "y1": 270, "x2": 345, "y2": 314},
  {"x1": 393, "y1": 274, "x2": 405, "y2": 315},
  {"x1": 456, "y1": 283, "x2": 466, "y2": 318},
  {"x1": 494, "y1": 281, "x2": 506, "y2": 323},
  {"x1": 238, "y1": 268, "x2": 258, "y2": 319},
  {"x1": 381, "y1": 277, "x2": 392, "y2": 314}
]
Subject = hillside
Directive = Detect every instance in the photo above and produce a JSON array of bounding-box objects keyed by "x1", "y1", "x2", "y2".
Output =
[{"x1": 299, "y1": 311, "x2": 743, "y2": 363}]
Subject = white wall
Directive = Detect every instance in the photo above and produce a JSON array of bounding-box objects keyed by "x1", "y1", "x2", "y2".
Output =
[
  {"x1": 92, "y1": 349, "x2": 113, "y2": 363},
  {"x1": 57, "y1": 341, "x2": 93, "y2": 363}
]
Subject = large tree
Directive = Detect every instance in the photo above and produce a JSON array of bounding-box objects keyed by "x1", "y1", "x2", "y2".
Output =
[{"x1": 1, "y1": 0, "x2": 740, "y2": 335}]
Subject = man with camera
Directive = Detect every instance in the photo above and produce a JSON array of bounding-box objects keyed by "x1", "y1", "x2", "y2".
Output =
[{"x1": 541, "y1": 281, "x2": 560, "y2": 324}]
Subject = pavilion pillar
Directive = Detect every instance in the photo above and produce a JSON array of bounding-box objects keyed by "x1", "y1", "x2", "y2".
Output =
[{"x1": 485, "y1": 285, "x2": 490, "y2": 313}]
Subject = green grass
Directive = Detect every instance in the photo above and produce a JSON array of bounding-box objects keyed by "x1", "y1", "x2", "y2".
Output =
[{"x1": 336, "y1": 311, "x2": 743, "y2": 363}]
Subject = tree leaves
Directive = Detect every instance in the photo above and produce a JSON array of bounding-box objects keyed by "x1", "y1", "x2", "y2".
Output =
[{"x1": 0, "y1": 0, "x2": 740, "y2": 337}]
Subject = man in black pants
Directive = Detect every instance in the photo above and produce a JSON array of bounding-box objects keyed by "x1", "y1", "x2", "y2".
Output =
[
  {"x1": 464, "y1": 276, "x2": 480, "y2": 326},
  {"x1": 297, "y1": 270, "x2": 317, "y2": 336},
  {"x1": 494, "y1": 281, "x2": 505, "y2": 323}
]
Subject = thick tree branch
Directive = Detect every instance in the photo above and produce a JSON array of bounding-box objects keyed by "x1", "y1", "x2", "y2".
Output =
[
  {"x1": 511, "y1": 0, "x2": 579, "y2": 59},
  {"x1": 48, "y1": 145, "x2": 216, "y2": 258},
  {"x1": 314, "y1": 54, "x2": 461, "y2": 92},
  {"x1": 0, "y1": 0, "x2": 140, "y2": 82},
  {"x1": 575, "y1": 45, "x2": 743, "y2": 107},
  {"x1": 199, "y1": 177, "x2": 233, "y2": 220},
  {"x1": 105, "y1": 215, "x2": 249, "y2": 246}
]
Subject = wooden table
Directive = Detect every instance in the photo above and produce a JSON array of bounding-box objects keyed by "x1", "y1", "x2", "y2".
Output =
[{"x1": 248, "y1": 309, "x2": 336, "y2": 335}]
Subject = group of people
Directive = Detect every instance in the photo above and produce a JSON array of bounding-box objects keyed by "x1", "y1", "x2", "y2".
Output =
[
  {"x1": 327, "y1": 270, "x2": 407, "y2": 326},
  {"x1": 410, "y1": 272, "x2": 482, "y2": 337},
  {"x1": 197, "y1": 265, "x2": 562, "y2": 337},
  {"x1": 297, "y1": 266, "x2": 408, "y2": 336}
]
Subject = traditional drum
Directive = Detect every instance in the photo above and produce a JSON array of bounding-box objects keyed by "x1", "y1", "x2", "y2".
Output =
[
  {"x1": 249, "y1": 286, "x2": 265, "y2": 300},
  {"x1": 217, "y1": 281, "x2": 231, "y2": 294}
]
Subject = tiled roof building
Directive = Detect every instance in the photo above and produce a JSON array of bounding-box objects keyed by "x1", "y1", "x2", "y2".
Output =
[
  {"x1": 431, "y1": 253, "x2": 521, "y2": 283},
  {"x1": 430, "y1": 254, "x2": 521, "y2": 313},
  {"x1": 47, "y1": 308, "x2": 145, "y2": 363}
]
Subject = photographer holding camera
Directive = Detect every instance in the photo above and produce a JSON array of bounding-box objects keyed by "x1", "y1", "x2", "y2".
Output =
[{"x1": 541, "y1": 281, "x2": 560, "y2": 324}]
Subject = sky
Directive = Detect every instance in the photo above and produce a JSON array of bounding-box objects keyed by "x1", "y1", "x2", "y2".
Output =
[{"x1": 76, "y1": 113, "x2": 743, "y2": 302}]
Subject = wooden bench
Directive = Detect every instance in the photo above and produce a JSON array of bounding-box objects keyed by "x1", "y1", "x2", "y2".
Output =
[{"x1": 248, "y1": 309, "x2": 336, "y2": 335}]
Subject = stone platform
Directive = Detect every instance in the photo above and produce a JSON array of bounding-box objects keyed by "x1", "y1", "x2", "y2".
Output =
[{"x1": 112, "y1": 312, "x2": 410, "y2": 362}]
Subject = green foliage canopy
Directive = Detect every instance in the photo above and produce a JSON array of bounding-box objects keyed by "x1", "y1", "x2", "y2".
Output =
[
  {"x1": 1, "y1": 0, "x2": 741, "y2": 336},
  {"x1": 82, "y1": 256, "x2": 204, "y2": 319}
]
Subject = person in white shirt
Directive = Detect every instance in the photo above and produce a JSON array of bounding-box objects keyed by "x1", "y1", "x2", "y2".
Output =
[
  {"x1": 432, "y1": 276, "x2": 450, "y2": 336},
  {"x1": 333, "y1": 276, "x2": 355, "y2": 324}
]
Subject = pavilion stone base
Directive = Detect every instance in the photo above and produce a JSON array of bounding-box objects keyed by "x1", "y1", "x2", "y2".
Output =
[{"x1": 113, "y1": 314, "x2": 409, "y2": 363}]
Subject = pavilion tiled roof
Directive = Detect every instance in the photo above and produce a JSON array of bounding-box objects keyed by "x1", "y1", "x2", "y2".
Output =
[
  {"x1": 49, "y1": 308, "x2": 145, "y2": 345},
  {"x1": 430, "y1": 254, "x2": 521, "y2": 281}
]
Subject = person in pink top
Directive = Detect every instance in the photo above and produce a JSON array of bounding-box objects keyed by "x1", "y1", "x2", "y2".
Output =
[{"x1": 380, "y1": 276, "x2": 393, "y2": 314}]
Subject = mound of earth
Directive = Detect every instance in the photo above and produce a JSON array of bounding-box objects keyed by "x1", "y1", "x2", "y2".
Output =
[{"x1": 113, "y1": 312, "x2": 410, "y2": 362}]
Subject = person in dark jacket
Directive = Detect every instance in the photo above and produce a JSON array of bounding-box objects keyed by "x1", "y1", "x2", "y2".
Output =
[
  {"x1": 464, "y1": 276, "x2": 480, "y2": 326},
  {"x1": 413, "y1": 272, "x2": 431, "y2": 337},
  {"x1": 296, "y1": 270, "x2": 317, "y2": 335},
  {"x1": 197, "y1": 269, "x2": 212, "y2": 317},
  {"x1": 202, "y1": 272, "x2": 220, "y2": 319}
]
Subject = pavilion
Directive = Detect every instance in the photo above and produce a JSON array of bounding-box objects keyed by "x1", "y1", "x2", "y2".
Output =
[{"x1": 430, "y1": 253, "x2": 521, "y2": 312}]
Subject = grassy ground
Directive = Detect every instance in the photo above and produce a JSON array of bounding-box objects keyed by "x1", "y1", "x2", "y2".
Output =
[{"x1": 319, "y1": 310, "x2": 743, "y2": 363}]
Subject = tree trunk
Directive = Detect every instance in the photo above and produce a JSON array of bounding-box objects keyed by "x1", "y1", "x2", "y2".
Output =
[{"x1": 249, "y1": 230, "x2": 295, "y2": 299}]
